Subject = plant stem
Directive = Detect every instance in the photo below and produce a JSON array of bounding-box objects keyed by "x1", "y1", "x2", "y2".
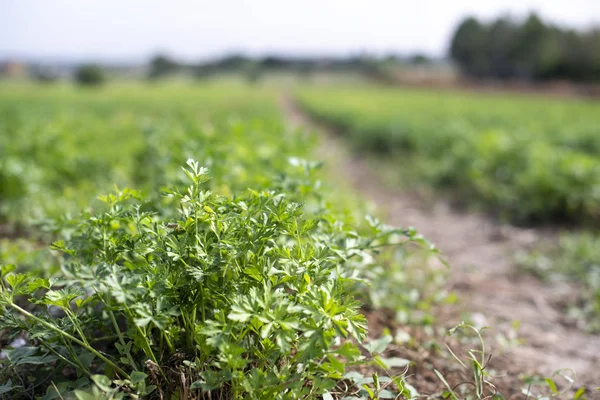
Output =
[
  {"x1": 64, "y1": 309, "x2": 91, "y2": 347},
  {"x1": 39, "y1": 338, "x2": 92, "y2": 377},
  {"x1": 7, "y1": 301, "x2": 130, "y2": 379},
  {"x1": 103, "y1": 293, "x2": 139, "y2": 371},
  {"x1": 60, "y1": 335, "x2": 91, "y2": 374}
]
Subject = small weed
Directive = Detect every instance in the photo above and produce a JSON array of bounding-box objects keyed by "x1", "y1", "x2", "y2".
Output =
[{"x1": 434, "y1": 322, "x2": 500, "y2": 400}]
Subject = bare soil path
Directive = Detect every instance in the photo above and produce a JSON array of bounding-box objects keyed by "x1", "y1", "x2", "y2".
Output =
[{"x1": 280, "y1": 94, "x2": 600, "y2": 393}]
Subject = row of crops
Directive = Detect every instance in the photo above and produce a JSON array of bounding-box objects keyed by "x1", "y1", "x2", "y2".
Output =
[
  {"x1": 295, "y1": 85, "x2": 600, "y2": 332},
  {"x1": 296, "y1": 86, "x2": 600, "y2": 225},
  {"x1": 0, "y1": 82, "x2": 443, "y2": 399},
  {"x1": 0, "y1": 83, "x2": 289, "y2": 225}
]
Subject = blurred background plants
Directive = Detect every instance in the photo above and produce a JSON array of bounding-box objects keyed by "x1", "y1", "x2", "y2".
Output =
[{"x1": 519, "y1": 232, "x2": 600, "y2": 332}]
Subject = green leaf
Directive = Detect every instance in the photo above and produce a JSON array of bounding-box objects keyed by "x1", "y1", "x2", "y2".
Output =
[
  {"x1": 4, "y1": 346, "x2": 37, "y2": 363},
  {"x1": 77, "y1": 350, "x2": 95, "y2": 369},
  {"x1": 74, "y1": 390, "x2": 98, "y2": 400},
  {"x1": 91, "y1": 375, "x2": 113, "y2": 392},
  {"x1": 75, "y1": 296, "x2": 95, "y2": 309},
  {"x1": 435, "y1": 369, "x2": 458, "y2": 400},
  {"x1": 5, "y1": 346, "x2": 58, "y2": 366},
  {"x1": 228, "y1": 304, "x2": 253, "y2": 322},
  {"x1": 142, "y1": 385, "x2": 157, "y2": 396},
  {"x1": 0, "y1": 264, "x2": 16, "y2": 278},
  {"x1": 0, "y1": 380, "x2": 13, "y2": 395},
  {"x1": 344, "y1": 371, "x2": 372, "y2": 386},
  {"x1": 378, "y1": 356, "x2": 411, "y2": 369},
  {"x1": 131, "y1": 371, "x2": 147, "y2": 385},
  {"x1": 191, "y1": 370, "x2": 228, "y2": 391},
  {"x1": 545, "y1": 377, "x2": 559, "y2": 395},
  {"x1": 115, "y1": 341, "x2": 132, "y2": 355},
  {"x1": 243, "y1": 266, "x2": 263, "y2": 282},
  {"x1": 363, "y1": 334, "x2": 392, "y2": 354},
  {"x1": 325, "y1": 354, "x2": 345, "y2": 375},
  {"x1": 333, "y1": 342, "x2": 361, "y2": 359},
  {"x1": 378, "y1": 389, "x2": 396, "y2": 399},
  {"x1": 5, "y1": 273, "x2": 29, "y2": 295},
  {"x1": 51, "y1": 240, "x2": 75, "y2": 255},
  {"x1": 43, "y1": 382, "x2": 70, "y2": 400},
  {"x1": 190, "y1": 380, "x2": 204, "y2": 390},
  {"x1": 27, "y1": 278, "x2": 51, "y2": 292}
]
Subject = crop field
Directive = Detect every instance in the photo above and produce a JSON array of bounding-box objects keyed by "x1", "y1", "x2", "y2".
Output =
[
  {"x1": 0, "y1": 83, "x2": 289, "y2": 225},
  {"x1": 296, "y1": 86, "x2": 600, "y2": 225},
  {"x1": 296, "y1": 84, "x2": 600, "y2": 327},
  {"x1": 1, "y1": 80, "x2": 599, "y2": 399},
  {"x1": 5, "y1": 0, "x2": 600, "y2": 397},
  {"x1": 296, "y1": 84, "x2": 600, "y2": 336},
  {"x1": 0, "y1": 82, "x2": 452, "y2": 399}
]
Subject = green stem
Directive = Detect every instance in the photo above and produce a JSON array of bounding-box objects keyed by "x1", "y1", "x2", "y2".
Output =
[
  {"x1": 200, "y1": 288, "x2": 206, "y2": 323},
  {"x1": 40, "y1": 338, "x2": 92, "y2": 377},
  {"x1": 104, "y1": 295, "x2": 139, "y2": 371},
  {"x1": 162, "y1": 331, "x2": 175, "y2": 354},
  {"x1": 60, "y1": 335, "x2": 91, "y2": 374},
  {"x1": 180, "y1": 308, "x2": 194, "y2": 351},
  {"x1": 64, "y1": 309, "x2": 91, "y2": 347},
  {"x1": 123, "y1": 305, "x2": 159, "y2": 362},
  {"x1": 122, "y1": 304, "x2": 168, "y2": 381},
  {"x1": 88, "y1": 334, "x2": 120, "y2": 342},
  {"x1": 8, "y1": 301, "x2": 130, "y2": 379}
]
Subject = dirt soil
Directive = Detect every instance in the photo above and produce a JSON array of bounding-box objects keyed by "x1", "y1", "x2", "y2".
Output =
[{"x1": 281, "y1": 95, "x2": 600, "y2": 397}]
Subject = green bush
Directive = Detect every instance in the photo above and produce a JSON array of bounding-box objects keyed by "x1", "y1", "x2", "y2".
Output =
[
  {"x1": 0, "y1": 159, "x2": 430, "y2": 399},
  {"x1": 74, "y1": 64, "x2": 106, "y2": 86}
]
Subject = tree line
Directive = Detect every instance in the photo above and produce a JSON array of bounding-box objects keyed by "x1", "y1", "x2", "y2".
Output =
[
  {"x1": 146, "y1": 53, "x2": 422, "y2": 82},
  {"x1": 449, "y1": 13, "x2": 600, "y2": 82}
]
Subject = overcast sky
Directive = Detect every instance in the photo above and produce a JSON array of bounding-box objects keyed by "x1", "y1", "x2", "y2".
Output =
[{"x1": 1, "y1": 0, "x2": 599, "y2": 62}]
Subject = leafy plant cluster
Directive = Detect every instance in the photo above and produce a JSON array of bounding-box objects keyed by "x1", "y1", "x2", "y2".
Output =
[
  {"x1": 0, "y1": 158, "x2": 433, "y2": 399},
  {"x1": 296, "y1": 86, "x2": 600, "y2": 225}
]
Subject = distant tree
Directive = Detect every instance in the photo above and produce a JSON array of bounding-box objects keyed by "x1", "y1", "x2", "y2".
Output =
[
  {"x1": 591, "y1": 30, "x2": 600, "y2": 80},
  {"x1": 509, "y1": 13, "x2": 548, "y2": 78},
  {"x1": 74, "y1": 64, "x2": 105, "y2": 86},
  {"x1": 532, "y1": 26, "x2": 564, "y2": 79},
  {"x1": 485, "y1": 17, "x2": 518, "y2": 78},
  {"x1": 214, "y1": 54, "x2": 250, "y2": 71},
  {"x1": 449, "y1": 13, "x2": 600, "y2": 82},
  {"x1": 148, "y1": 54, "x2": 179, "y2": 79},
  {"x1": 559, "y1": 30, "x2": 597, "y2": 81},
  {"x1": 449, "y1": 17, "x2": 489, "y2": 77},
  {"x1": 259, "y1": 56, "x2": 290, "y2": 70}
]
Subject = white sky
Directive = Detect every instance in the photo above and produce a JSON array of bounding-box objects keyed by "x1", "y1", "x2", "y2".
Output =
[{"x1": 1, "y1": 0, "x2": 599, "y2": 62}]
